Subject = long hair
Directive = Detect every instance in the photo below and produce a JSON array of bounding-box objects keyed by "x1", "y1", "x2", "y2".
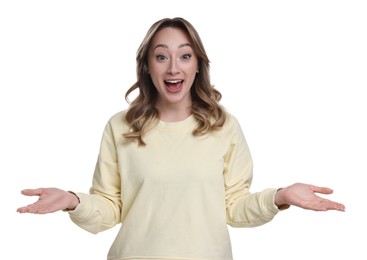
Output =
[{"x1": 123, "y1": 17, "x2": 226, "y2": 145}]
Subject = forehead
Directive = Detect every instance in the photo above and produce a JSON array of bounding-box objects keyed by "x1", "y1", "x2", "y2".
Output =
[{"x1": 151, "y1": 27, "x2": 192, "y2": 49}]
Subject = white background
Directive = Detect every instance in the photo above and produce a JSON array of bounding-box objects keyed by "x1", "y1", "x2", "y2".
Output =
[{"x1": 1, "y1": 0, "x2": 366, "y2": 259}]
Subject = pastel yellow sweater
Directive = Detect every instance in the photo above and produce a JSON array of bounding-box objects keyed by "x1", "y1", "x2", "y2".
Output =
[{"x1": 68, "y1": 110, "x2": 280, "y2": 260}]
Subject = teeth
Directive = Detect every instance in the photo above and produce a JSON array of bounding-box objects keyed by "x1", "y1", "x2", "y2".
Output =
[{"x1": 165, "y1": 80, "x2": 182, "y2": 84}]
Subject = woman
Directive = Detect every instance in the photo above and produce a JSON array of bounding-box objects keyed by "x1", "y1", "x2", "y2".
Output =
[{"x1": 17, "y1": 17, "x2": 345, "y2": 260}]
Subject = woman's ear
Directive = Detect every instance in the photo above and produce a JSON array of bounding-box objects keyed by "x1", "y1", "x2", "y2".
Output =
[{"x1": 144, "y1": 64, "x2": 149, "y2": 74}]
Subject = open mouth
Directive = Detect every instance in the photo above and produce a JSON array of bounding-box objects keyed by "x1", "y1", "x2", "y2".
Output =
[{"x1": 164, "y1": 80, "x2": 183, "y2": 93}]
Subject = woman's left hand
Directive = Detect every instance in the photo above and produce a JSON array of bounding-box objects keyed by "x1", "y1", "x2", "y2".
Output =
[{"x1": 275, "y1": 183, "x2": 345, "y2": 211}]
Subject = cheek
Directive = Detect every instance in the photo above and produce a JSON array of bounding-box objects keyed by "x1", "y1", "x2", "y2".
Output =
[
  {"x1": 187, "y1": 67, "x2": 198, "y2": 79},
  {"x1": 148, "y1": 68, "x2": 161, "y2": 82},
  {"x1": 150, "y1": 75, "x2": 160, "y2": 89},
  {"x1": 186, "y1": 61, "x2": 199, "y2": 75},
  {"x1": 149, "y1": 63, "x2": 165, "y2": 77}
]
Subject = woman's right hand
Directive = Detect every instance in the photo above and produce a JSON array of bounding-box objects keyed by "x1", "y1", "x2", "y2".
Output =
[{"x1": 17, "y1": 188, "x2": 80, "y2": 214}]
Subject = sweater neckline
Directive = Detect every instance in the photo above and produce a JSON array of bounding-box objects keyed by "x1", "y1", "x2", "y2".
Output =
[{"x1": 156, "y1": 115, "x2": 196, "y2": 131}]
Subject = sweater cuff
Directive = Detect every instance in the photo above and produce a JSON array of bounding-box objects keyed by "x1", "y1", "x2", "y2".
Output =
[
  {"x1": 269, "y1": 188, "x2": 291, "y2": 211},
  {"x1": 263, "y1": 188, "x2": 281, "y2": 215},
  {"x1": 67, "y1": 192, "x2": 93, "y2": 221}
]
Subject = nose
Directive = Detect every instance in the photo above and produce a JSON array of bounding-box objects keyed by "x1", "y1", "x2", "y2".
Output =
[{"x1": 167, "y1": 59, "x2": 179, "y2": 75}]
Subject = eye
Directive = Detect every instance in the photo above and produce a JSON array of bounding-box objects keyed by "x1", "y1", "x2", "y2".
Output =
[
  {"x1": 156, "y1": 55, "x2": 167, "y2": 61},
  {"x1": 181, "y1": 54, "x2": 192, "y2": 60}
]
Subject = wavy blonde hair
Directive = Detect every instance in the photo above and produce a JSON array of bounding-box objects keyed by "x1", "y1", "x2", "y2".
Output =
[{"x1": 124, "y1": 17, "x2": 226, "y2": 145}]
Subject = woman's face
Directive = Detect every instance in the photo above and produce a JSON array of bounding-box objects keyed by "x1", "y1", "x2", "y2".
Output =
[{"x1": 148, "y1": 27, "x2": 198, "y2": 110}]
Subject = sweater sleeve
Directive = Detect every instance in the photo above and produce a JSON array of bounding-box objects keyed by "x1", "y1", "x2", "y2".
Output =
[
  {"x1": 224, "y1": 117, "x2": 280, "y2": 227},
  {"x1": 67, "y1": 119, "x2": 123, "y2": 234}
]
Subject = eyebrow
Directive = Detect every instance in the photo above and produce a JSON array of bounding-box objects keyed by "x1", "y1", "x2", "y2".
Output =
[{"x1": 153, "y1": 43, "x2": 192, "y2": 50}]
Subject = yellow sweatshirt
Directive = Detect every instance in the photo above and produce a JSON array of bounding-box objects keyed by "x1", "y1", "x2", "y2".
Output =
[{"x1": 68, "y1": 110, "x2": 280, "y2": 260}]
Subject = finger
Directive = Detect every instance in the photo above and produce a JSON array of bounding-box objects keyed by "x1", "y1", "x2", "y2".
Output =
[
  {"x1": 331, "y1": 203, "x2": 346, "y2": 212},
  {"x1": 16, "y1": 204, "x2": 38, "y2": 214},
  {"x1": 322, "y1": 199, "x2": 346, "y2": 211},
  {"x1": 315, "y1": 198, "x2": 345, "y2": 212},
  {"x1": 17, "y1": 201, "x2": 49, "y2": 214},
  {"x1": 17, "y1": 206, "x2": 40, "y2": 214},
  {"x1": 21, "y1": 188, "x2": 44, "y2": 197},
  {"x1": 16, "y1": 207, "x2": 28, "y2": 213}
]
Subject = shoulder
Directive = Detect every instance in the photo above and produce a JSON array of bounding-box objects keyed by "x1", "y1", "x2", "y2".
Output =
[
  {"x1": 108, "y1": 109, "x2": 128, "y2": 125},
  {"x1": 223, "y1": 111, "x2": 242, "y2": 131},
  {"x1": 104, "y1": 109, "x2": 130, "y2": 134},
  {"x1": 219, "y1": 111, "x2": 249, "y2": 141},
  {"x1": 220, "y1": 112, "x2": 251, "y2": 148}
]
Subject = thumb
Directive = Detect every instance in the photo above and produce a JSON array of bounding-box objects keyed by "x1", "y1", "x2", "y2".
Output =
[
  {"x1": 310, "y1": 185, "x2": 334, "y2": 195},
  {"x1": 21, "y1": 188, "x2": 44, "y2": 197}
]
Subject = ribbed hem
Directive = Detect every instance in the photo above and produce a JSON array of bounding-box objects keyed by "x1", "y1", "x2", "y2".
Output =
[{"x1": 108, "y1": 256, "x2": 229, "y2": 260}]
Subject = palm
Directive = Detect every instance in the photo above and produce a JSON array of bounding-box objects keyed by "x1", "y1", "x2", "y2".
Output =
[
  {"x1": 17, "y1": 188, "x2": 74, "y2": 214},
  {"x1": 280, "y1": 183, "x2": 345, "y2": 211}
]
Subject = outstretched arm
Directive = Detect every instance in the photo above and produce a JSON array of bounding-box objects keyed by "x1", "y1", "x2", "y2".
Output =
[
  {"x1": 17, "y1": 188, "x2": 80, "y2": 214},
  {"x1": 275, "y1": 183, "x2": 345, "y2": 211}
]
